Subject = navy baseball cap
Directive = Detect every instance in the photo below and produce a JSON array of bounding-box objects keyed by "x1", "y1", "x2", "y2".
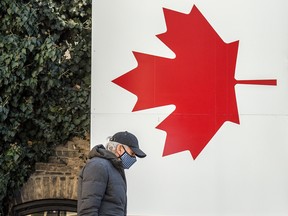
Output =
[{"x1": 110, "y1": 131, "x2": 146, "y2": 158}]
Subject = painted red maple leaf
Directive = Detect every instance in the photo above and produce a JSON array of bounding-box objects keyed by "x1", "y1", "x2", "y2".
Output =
[{"x1": 112, "y1": 5, "x2": 277, "y2": 159}]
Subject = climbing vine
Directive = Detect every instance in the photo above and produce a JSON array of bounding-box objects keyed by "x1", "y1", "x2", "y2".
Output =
[{"x1": 0, "y1": 0, "x2": 91, "y2": 214}]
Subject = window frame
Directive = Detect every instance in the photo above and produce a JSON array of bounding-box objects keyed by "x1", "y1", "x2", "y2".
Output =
[{"x1": 12, "y1": 199, "x2": 77, "y2": 216}]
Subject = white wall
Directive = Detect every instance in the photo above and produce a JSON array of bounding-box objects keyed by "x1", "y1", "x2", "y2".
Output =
[{"x1": 91, "y1": 0, "x2": 288, "y2": 215}]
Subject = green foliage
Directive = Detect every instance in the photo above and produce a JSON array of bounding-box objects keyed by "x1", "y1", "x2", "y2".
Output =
[{"x1": 0, "y1": 0, "x2": 91, "y2": 213}]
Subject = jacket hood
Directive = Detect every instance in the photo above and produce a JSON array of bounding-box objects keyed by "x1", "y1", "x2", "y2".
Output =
[
  {"x1": 88, "y1": 144, "x2": 117, "y2": 160},
  {"x1": 88, "y1": 144, "x2": 124, "y2": 171}
]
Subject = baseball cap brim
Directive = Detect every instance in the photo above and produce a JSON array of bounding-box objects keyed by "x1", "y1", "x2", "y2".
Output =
[{"x1": 130, "y1": 147, "x2": 146, "y2": 158}]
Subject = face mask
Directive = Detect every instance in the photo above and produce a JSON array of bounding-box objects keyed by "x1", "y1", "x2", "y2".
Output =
[{"x1": 119, "y1": 149, "x2": 137, "y2": 169}]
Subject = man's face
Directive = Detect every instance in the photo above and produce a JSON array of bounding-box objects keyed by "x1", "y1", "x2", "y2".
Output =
[
  {"x1": 116, "y1": 144, "x2": 136, "y2": 157},
  {"x1": 123, "y1": 145, "x2": 136, "y2": 157}
]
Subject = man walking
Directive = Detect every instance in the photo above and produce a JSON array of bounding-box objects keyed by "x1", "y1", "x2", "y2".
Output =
[{"x1": 77, "y1": 131, "x2": 146, "y2": 216}]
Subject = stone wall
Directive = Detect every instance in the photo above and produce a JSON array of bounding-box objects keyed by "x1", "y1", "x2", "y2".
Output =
[{"x1": 12, "y1": 136, "x2": 90, "y2": 212}]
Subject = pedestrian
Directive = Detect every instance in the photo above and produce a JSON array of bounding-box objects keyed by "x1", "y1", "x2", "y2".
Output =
[{"x1": 77, "y1": 131, "x2": 146, "y2": 216}]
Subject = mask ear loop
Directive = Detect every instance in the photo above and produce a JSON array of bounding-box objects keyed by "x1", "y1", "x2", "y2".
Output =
[
  {"x1": 118, "y1": 145, "x2": 126, "y2": 157},
  {"x1": 122, "y1": 145, "x2": 126, "y2": 152}
]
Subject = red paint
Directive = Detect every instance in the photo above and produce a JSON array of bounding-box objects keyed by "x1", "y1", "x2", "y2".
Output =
[
  {"x1": 236, "y1": 79, "x2": 277, "y2": 85},
  {"x1": 112, "y1": 5, "x2": 277, "y2": 159}
]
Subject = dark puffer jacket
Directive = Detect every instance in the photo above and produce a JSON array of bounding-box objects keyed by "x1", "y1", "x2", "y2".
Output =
[{"x1": 77, "y1": 145, "x2": 127, "y2": 216}]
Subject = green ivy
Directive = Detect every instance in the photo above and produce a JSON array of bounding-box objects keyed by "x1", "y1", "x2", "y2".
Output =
[{"x1": 0, "y1": 0, "x2": 91, "y2": 214}]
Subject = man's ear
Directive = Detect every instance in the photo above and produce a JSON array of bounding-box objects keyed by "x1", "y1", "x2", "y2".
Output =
[{"x1": 115, "y1": 144, "x2": 123, "y2": 157}]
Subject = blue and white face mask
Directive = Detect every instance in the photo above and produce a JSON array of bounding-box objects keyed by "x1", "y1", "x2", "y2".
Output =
[{"x1": 120, "y1": 150, "x2": 137, "y2": 169}]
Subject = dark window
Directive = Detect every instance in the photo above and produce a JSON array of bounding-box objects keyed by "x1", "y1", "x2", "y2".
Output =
[
  {"x1": 23, "y1": 211, "x2": 76, "y2": 216},
  {"x1": 12, "y1": 199, "x2": 77, "y2": 216}
]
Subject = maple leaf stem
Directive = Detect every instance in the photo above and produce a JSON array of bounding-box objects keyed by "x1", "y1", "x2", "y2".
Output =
[{"x1": 236, "y1": 79, "x2": 277, "y2": 86}]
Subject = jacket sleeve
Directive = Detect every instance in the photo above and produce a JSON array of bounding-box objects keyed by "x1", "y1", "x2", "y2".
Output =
[{"x1": 77, "y1": 160, "x2": 108, "y2": 216}]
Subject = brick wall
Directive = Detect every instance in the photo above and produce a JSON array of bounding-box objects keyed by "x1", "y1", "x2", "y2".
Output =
[{"x1": 12, "y1": 136, "x2": 90, "y2": 207}]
